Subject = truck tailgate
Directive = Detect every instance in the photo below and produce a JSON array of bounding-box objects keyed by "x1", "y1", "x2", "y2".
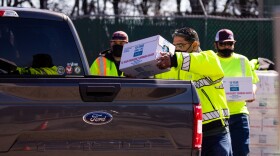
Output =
[{"x1": 0, "y1": 78, "x2": 199, "y2": 155}]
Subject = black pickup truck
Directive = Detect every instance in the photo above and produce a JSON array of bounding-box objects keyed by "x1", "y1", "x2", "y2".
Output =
[{"x1": 0, "y1": 7, "x2": 202, "y2": 156}]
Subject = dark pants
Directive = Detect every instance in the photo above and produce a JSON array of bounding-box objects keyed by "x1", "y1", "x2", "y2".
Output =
[
  {"x1": 202, "y1": 130, "x2": 233, "y2": 156},
  {"x1": 229, "y1": 114, "x2": 250, "y2": 156}
]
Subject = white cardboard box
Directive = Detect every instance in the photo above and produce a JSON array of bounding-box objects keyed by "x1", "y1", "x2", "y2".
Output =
[
  {"x1": 249, "y1": 96, "x2": 279, "y2": 109},
  {"x1": 119, "y1": 35, "x2": 175, "y2": 78},
  {"x1": 255, "y1": 71, "x2": 279, "y2": 94},
  {"x1": 223, "y1": 77, "x2": 253, "y2": 101},
  {"x1": 250, "y1": 115, "x2": 279, "y2": 133},
  {"x1": 250, "y1": 132, "x2": 279, "y2": 148}
]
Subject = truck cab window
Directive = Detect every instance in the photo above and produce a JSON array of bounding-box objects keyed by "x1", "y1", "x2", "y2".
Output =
[{"x1": 0, "y1": 18, "x2": 84, "y2": 76}]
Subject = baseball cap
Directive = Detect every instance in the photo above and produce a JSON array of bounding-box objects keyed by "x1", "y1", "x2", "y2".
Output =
[
  {"x1": 111, "y1": 31, "x2": 128, "y2": 42},
  {"x1": 215, "y1": 29, "x2": 235, "y2": 42}
]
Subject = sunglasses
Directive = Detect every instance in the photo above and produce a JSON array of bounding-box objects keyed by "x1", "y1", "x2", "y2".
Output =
[
  {"x1": 174, "y1": 42, "x2": 193, "y2": 49},
  {"x1": 218, "y1": 42, "x2": 235, "y2": 47}
]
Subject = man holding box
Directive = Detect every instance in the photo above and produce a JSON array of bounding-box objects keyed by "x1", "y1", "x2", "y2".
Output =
[
  {"x1": 157, "y1": 27, "x2": 233, "y2": 156},
  {"x1": 214, "y1": 29, "x2": 259, "y2": 156},
  {"x1": 154, "y1": 27, "x2": 200, "y2": 80},
  {"x1": 90, "y1": 31, "x2": 128, "y2": 76}
]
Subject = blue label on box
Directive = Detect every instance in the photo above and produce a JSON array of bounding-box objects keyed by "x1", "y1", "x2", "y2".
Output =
[
  {"x1": 133, "y1": 44, "x2": 144, "y2": 57},
  {"x1": 162, "y1": 45, "x2": 169, "y2": 52},
  {"x1": 230, "y1": 81, "x2": 239, "y2": 91},
  {"x1": 230, "y1": 87, "x2": 239, "y2": 91}
]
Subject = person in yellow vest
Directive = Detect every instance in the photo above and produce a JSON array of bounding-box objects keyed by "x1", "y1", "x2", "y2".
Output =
[
  {"x1": 16, "y1": 65, "x2": 57, "y2": 75},
  {"x1": 174, "y1": 27, "x2": 201, "y2": 80},
  {"x1": 154, "y1": 27, "x2": 201, "y2": 80},
  {"x1": 156, "y1": 27, "x2": 233, "y2": 156},
  {"x1": 17, "y1": 53, "x2": 58, "y2": 75},
  {"x1": 214, "y1": 29, "x2": 259, "y2": 156},
  {"x1": 90, "y1": 31, "x2": 128, "y2": 76},
  {"x1": 0, "y1": 53, "x2": 58, "y2": 75}
]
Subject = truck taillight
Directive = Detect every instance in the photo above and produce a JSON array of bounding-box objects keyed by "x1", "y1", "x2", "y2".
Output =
[
  {"x1": 0, "y1": 10, "x2": 19, "y2": 17},
  {"x1": 193, "y1": 104, "x2": 202, "y2": 149},
  {"x1": 0, "y1": 10, "x2": 4, "y2": 16}
]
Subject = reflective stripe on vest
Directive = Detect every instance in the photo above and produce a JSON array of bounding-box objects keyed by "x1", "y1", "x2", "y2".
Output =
[
  {"x1": 240, "y1": 57, "x2": 245, "y2": 77},
  {"x1": 97, "y1": 57, "x2": 107, "y2": 76},
  {"x1": 203, "y1": 109, "x2": 229, "y2": 122},
  {"x1": 203, "y1": 110, "x2": 220, "y2": 121},
  {"x1": 193, "y1": 77, "x2": 223, "y2": 89},
  {"x1": 181, "y1": 53, "x2": 190, "y2": 71},
  {"x1": 34, "y1": 68, "x2": 47, "y2": 75},
  {"x1": 222, "y1": 108, "x2": 230, "y2": 117},
  {"x1": 25, "y1": 68, "x2": 47, "y2": 75}
]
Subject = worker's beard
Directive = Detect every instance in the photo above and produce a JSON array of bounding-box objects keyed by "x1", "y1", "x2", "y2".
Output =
[
  {"x1": 217, "y1": 49, "x2": 234, "y2": 57},
  {"x1": 112, "y1": 45, "x2": 124, "y2": 57}
]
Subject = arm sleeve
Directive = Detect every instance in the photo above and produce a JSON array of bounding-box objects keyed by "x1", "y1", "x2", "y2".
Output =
[
  {"x1": 180, "y1": 50, "x2": 224, "y2": 79},
  {"x1": 16, "y1": 66, "x2": 58, "y2": 75},
  {"x1": 245, "y1": 58, "x2": 259, "y2": 84},
  {"x1": 250, "y1": 59, "x2": 259, "y2": 70}
]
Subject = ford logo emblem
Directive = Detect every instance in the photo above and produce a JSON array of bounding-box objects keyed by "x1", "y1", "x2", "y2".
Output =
[{"x1": 83, "y1": 111, "x2": 113, "y2": 125}]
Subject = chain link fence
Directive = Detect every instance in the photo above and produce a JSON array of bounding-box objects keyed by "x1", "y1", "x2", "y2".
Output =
[{"x1": 73, "y1": 15, "x2": 273, "y2": 65}]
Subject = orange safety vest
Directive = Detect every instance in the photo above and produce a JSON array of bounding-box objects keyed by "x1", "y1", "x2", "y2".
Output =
[{"x1": 90, "y1": 56, "x2": 123, "y2": 76}]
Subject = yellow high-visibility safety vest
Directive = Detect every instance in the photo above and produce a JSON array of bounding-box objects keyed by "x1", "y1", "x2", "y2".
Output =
[
  {"x1": 178, "y1": 53, "x2": 193, "y2": 81},
  {"x1": 90, "y1": 56, "x2": 123, "y2": 76},
  {"x1": 154, "y1": 67, "x2": 179, "y2": 79},
  {"x1": 17, "y1": 66, "x2": 58, "y2": 75},
  {"x1": 155, "y1": 52, "x2": 193, "y2": 80},
  {"x1": 250, "y1": 59, "x2": 259, "y2": 70},
  {"x1": 218, "y1": 53, "x2": 259, "y2": 115},
  {"x1": 177, "y1": 50, "x2": 230, "y2": 131},
  {"x1": 154, "y1": 52, "x2": 183, "y2": 79},
  {"x1": 154, "y1": 52, "x2": 193, "y2": 80}
]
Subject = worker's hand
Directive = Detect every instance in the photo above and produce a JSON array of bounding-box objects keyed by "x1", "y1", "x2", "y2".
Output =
[
  {"x1": 245, "y1": 93, "x2": 256, "y2": 103},
  {"x1": 245, "y1": 99, "x2": 255, "y2": 103},
  {"x1": 156, "y1": 52, "x2": 171, "y2": 70}
]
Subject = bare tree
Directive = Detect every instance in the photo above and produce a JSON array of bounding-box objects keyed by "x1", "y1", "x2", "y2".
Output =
[
  {"x1": 240, "y1": 0, "x2": 258, "y2": 17},
  {"x1": 102, "y1": 0, "x2": 108, "y2": 14},
  {"x1": 138, "y1": 0, "x2": 150, "y2": 15},
  {"x1": 222, "y1": 0, "x2": 259, "y2": 17},
  {"x1": 175, "y1": 0, "x2": 182, "y2": 15},
  {"x1": 39, "y1": 0, "x2": 48, "y2": 9},
  {"x1": 88, "y1": 0, "x2": 96, "y2": 15},
  {"x1": 0, "y1": 0, "x2": 260, "y2": 18},
  {"x1": 24, "y1": 0, "x2": 35, "y2": 7},
  {"x1": 71, "y1": 0, "x2": 80, "y2": 17},
  {"x1": 0, "y1": 0, "x2": 34, "y2": 7},
  {"x1": 82, "y1": 0, "x2": 88, "y2": 15},
  {"x1": 189, "y1": 0, "x2": 203, "y2": 14},
  {"x1": 213, "y1": 0, "x2": 217, "y2": 15},
  {"x1": 154, "y1": 0, "x2": 161, "y2": 16},
  {"x1": 6, "y1": 0, "x2": 11, "y2": 6},
  {"x1": 112, "y1": 0, "x2": 120, "y2": 15}
]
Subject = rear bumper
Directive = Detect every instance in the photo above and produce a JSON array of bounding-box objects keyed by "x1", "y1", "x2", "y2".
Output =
[{"x1": 1, "y1": 149, "x2": 201, "y2": 156}]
